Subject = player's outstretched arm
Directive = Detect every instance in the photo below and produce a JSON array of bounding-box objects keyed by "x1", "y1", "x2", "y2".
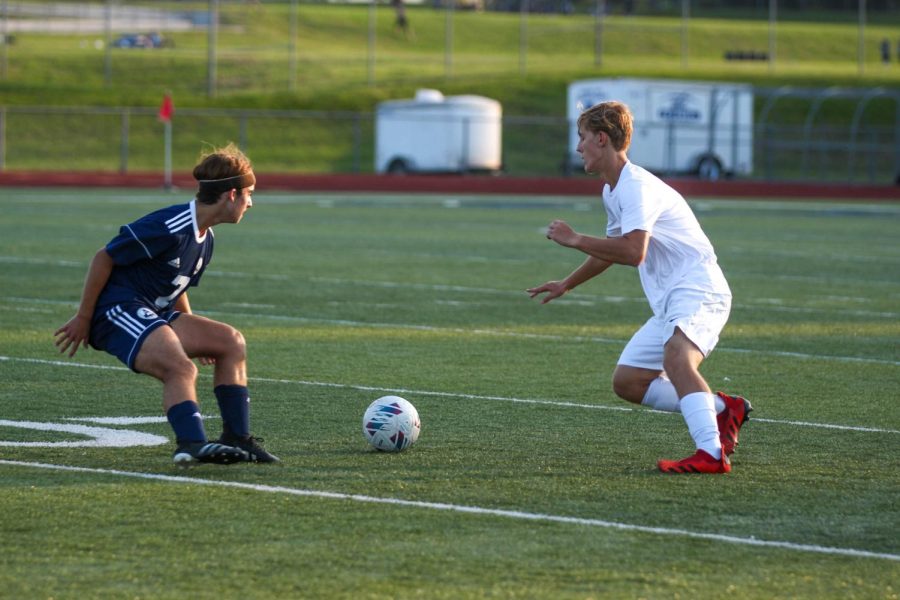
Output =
[
  {"x1": 54, "y1": 248, "x2": 114, "y2": 357},
  {"x1": 527, "y1": 256, "x2": 611, "y2": 304}
]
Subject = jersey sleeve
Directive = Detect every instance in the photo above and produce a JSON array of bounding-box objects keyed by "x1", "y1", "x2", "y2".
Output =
[
  {"x1": 604, "y1": 199, "x2": 621, "y2": 237},
  {"x1": 105, "y1": 220, "x2": 174, "y2": 266},
  {"x1": 618, "y1": 178, "x2": 662, "y2": 236}
]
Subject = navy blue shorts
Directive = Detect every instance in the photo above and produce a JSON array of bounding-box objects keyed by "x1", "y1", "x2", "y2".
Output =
[{"x1": 90, "y1": 302, "x2": 181, "y2": 372}]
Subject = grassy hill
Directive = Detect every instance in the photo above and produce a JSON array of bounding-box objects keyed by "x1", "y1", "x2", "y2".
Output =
[
  {"x1": 0, "y1": 3, "x2": 897, "y2": 180},
  {"x1": 1, "y1": 3, "x2": 898, "y2": 113}
]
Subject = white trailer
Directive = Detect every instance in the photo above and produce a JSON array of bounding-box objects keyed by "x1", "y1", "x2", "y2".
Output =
[
  {"x1": 567, "y1": 78, "x2": 753, "y2": 179},
  {"x1": 375, "y1": 89, "x2": 502, "y2": 174}
]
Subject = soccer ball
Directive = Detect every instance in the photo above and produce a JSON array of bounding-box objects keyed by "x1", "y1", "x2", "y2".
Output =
[{"x1": 362, "y1": 396, "x2": 421, "y2": 452}]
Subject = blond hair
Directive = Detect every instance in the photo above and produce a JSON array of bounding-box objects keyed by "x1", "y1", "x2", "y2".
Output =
[{"x1": 577, "y1": 101, "x2": 633, "y2": 152}]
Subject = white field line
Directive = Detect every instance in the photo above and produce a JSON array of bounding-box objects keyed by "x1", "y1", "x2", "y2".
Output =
[
  {"x1": 3, "y1": 294, "x2": 895, "y2": 366},
  {"x1": 200, "y1": 310, "x2": 900, "y2": 367},
  {"x1": 2, "y1": 256, "x2": 899, "y2": 314},
  {"x1": 1, "y1": 459, "x2": 897, "y2": 562},
  {"x1": 306, "y1": 276, "x2": 900, "y2": 318},
  {"x1": 1, "y1": 356, "x2": 897, "y2": 435},
  {"x1": 0, "y1": 419, "x2": 168, "y2": 448}
]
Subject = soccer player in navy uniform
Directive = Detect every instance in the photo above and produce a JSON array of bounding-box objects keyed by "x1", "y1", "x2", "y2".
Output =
[{"x1": 54, "y1": 143, "x2": 278, "y2": 465}]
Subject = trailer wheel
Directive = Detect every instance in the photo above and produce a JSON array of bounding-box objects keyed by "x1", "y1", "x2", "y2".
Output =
[
  {"x1": 387, "y1": 158, "x2": 411, "y2": 175},
  {"x1": 696, "y1": 156, "x2": 723, "y2": 181}
]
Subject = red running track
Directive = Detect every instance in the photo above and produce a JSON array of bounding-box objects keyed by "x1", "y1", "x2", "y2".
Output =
[{"x1": 0, "y1": 171, "x2": 897, "y2": 200}]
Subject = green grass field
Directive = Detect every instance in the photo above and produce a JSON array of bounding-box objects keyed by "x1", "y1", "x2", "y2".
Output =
[{"x1": 1, "y1": 188, "x2": 898, "y2": 598}]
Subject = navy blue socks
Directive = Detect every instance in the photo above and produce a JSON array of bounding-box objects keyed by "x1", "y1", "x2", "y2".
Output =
[
  {"x1": 166, "y1": 400, "x2": 207, "y2": 443},
  {"x1": 214, "y1": 384, "x2": 251, "y2": 439}
]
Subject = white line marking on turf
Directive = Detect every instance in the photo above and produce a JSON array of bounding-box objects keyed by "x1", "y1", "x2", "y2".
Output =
[
  {"x1": 249, "y1": 376, "x2": 900, "y2": 434},
  {"x1": 4, "y1": 258, "x2": 900, "y2": 315},
  {"x1": 0, "y1": 420, "x2": 167, "y2": 447},
  {"x1": 201, "y1": 310, "x2": 900, "y2": 367},
  {"x1": 63, "y1": 416, "x2": 217, "y2": 425},
  {"x1": 14, "y1": 306, "x2": 900, "y2": 368},
  {"x1": 64, "y1": 416, "x2": 168, "y2": 425},
  {"x1": 14, "y1": 298, "x2": 900, "y2": 367},
  {"x1": 308, "y1": 276, "x2": 900, "y2": 317},
  {"x1": 1, "y1": 459, "x2": 896, "y2": 562},
  {"x1": 7, "y1": 293, "x2": 895, "y2": 365},
  {"x1": 1, "y1": 356, "x2": 897, "y2": 435}
]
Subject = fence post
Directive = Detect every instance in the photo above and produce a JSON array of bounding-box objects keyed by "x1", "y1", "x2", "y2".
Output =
[
  {"x1": 0, "y1": 107, "x2": 5, "y2": 171},
  {"x1": 867, "y1": 130, "x2": 876, "y2": 183},
  {"x1": 119, "y1": 108, "x2": 129, "y2": 174},
  {"x1": 857, "y1": 0, "x2": 866, "y2": 76},
  {"x1": 104, "y1": 0, "x2": 112, "y2": 85},
  {"x1": 519, "y1": 0, "x2": 528, "y2": 76},
  {"x1": 895, "y1": 100, "x2": 900, "y2": 186},
  {"x1": 1, "y1": 0, "x2": 8, "y2": 81},
  {"x1": 680, "y1": 0, "x2": 689, "y2": 69},
  {"x1": 594, "y1": 0, "x2": 605, "y2": 67},
  {"x1": 208, "y1": 0, "x2": 218, "y2": 98},
  {"x1": 730, "y1": 89, "x2": 739, "y2": 174},
  {"x1": 768, "y1": 0, "x2": 777, "y2": 74},
  {"x1": 707, "y1": 87, "x2": 718, "y2": 158},
  {"x1": 445, "y1": 1, "x2": 454, "y2": 78},
  {"x1": 352, "y1": 113, "x2": 362, "y2": 173},
  {"x1": 239, "y1": 113, "x2": 248, "y2": 150},
  {"x1": 367, "y1": 0, "x2": 376, "y2": 86},
  {"x1": 289, "y1": 0, "x2": 298, "y2": 91}
]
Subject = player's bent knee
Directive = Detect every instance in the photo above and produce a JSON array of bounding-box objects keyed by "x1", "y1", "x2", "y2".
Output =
[
  {"x1": 163, "y1": 356, "x2": 198, "y2": 384},
  {"x1": 140, "y1": 355, "x2": 197, "y2": 385},
  {"x1": 611, "y1": 373, "x2": 644, "y2": 404},
  {"x1": 225, "y1": 326, "x2": 247, "y2": 360}
]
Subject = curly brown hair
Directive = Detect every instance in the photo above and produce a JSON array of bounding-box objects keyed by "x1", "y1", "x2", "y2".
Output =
[
  {"x1": 193, "y1": 143, "x2": 254, "y2": 204},
  {"x1": 576, "y1": 101, "x2": 633, "y2": 152}
]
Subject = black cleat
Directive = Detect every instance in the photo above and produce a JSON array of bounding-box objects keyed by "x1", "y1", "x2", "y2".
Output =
[
  {"x1": 173, "y1": 441, "x2": 248, "y2": 466},
  {"x1": 217, "y1": 434, "x2": 281, "y2": 463}
]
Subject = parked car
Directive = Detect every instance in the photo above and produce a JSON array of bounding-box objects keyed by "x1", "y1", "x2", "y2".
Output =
[{"x1": 112, "y1": 33, "x2": 171, "y2": 49}]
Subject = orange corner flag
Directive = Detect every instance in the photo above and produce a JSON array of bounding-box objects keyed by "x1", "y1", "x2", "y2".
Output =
[{"x1": 158, "y1": 94, "x2": 174, "y2": 122}]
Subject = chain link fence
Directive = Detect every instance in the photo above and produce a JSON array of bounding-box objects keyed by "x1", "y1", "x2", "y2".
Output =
[{"x1": 1, "y1": 86, "x2": 897, "y2": 183}]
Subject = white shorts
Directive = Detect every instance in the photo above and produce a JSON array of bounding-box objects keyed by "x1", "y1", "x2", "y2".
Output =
[{"x1": 617, "y1": 288, "x2": 731, "y2": 371}]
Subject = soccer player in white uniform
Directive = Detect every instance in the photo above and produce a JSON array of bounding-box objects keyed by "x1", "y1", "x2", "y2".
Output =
[
  {"x1": 54, "y1": 143, "x2": 278, "y2": 465},
  {"x1": 527, "y1": 101, "x2": 751, "y2": 474}
]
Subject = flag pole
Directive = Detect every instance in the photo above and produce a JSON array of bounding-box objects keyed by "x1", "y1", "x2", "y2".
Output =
[
  {"x1": 164, "y1": 120, "x2": 172, "y2": 191},
  {"x1": 158, "y1": 93, "x2": 174, "y2": 191}
]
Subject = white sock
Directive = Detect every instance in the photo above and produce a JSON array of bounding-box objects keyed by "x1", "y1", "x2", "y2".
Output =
[
  {"x1": 680, "y1": 392, "x2": 722, "y2": 459},
  {"x1": 642, "y1": 378, "x2": 726, "y2": 414},
  {"x1": 714, "y1": 393, "x2": 725, "y2": 413},
  {"x1": 641, "y1": 377, "x2": 681, "y2": 412}
]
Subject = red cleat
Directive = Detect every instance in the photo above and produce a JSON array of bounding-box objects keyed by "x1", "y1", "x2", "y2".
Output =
[
  {"x1": 658, "y1": 449, "x2": 731, "y2": 474},
  {"x1": 716, "y1": 392, "x2": 753, "y2": 455}
]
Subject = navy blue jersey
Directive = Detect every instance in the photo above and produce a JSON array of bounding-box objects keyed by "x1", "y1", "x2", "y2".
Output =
[{"x1": 97, "y1": 201, "x2": 214, "y2": 311}]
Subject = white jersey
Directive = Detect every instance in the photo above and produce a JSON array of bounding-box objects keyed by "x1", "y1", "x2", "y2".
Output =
[{"x1": 603, "y1": 162, "x2": 730, "y2": 317}]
